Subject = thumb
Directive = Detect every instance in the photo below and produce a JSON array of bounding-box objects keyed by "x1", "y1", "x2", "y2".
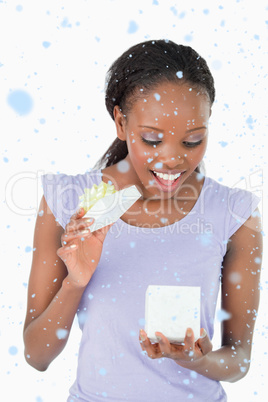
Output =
[
  {"x1": 197, "y1": 329, "x2": 213, "y2": 355},
  {"x1": 94, "y1": 222, "x2": 114, "y2": 240},
  {"x1": 74, "y1": 207, "x2": 86, "y2": 219},
  {"x1": 100, "y1": 222, "x2": 115, "y2": 235}
]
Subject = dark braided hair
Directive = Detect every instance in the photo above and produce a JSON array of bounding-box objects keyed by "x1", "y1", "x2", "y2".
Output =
[{"x1": 94, "y1": 39, "x2": 215, "y2": 171}]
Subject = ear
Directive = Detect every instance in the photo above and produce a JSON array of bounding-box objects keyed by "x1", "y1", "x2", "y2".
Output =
[{"x1": 113, "y1": 105, "x2": 127, "y2": 141}]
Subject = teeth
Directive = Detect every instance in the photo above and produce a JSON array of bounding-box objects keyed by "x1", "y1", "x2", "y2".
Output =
[{"x1": 153, "y1": 171, "x2": 182, "y2": 181}]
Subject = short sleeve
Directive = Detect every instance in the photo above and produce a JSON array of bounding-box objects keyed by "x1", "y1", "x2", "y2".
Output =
[
  {"x1": 41, "y1": 170, "x2": 102, "y2": 229},
  {"x1": 225, "y1": 187, "x2": 261, "y2": 239}
]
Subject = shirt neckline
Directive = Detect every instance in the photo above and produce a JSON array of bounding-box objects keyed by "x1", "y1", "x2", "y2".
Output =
[{"x1": 98, "y1": 168, "x2": 208, "y2": 232}]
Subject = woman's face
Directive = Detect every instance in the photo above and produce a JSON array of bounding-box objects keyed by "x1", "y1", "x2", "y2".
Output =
[{"x1": 114, "y1": 81, "x2": 211, "y2": 200}]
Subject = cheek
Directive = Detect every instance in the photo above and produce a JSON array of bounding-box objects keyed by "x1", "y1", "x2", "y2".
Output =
[
  {"x1": 199, "y1": 139, "x2": 208, "y2": 157},
  {"x1": 187, "y1": 143, "x2": 207, "y2": 162},
  {"x1": 128, "y1": 139, "x2": 155, "y2": 166}
]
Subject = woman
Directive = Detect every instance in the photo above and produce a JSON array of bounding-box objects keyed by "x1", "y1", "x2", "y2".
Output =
[{"x1": 23, "y1": 39, "x2": 262, "y2": 401}]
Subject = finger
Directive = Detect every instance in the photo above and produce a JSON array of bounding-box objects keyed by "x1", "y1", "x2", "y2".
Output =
[
  {"x1": 183, "y1": 328, "x2": 195, "y2": 356},
  {"x1": 196, "y1": 329, "x2": 212, "y2": 355},
  {"x1": 57, "y1": 243, "x2": 77, "y2": 261},
  {"x1": 67, "y1": 208, "x2": 87, "y2": 231},
  {"x1": 65, "y1": 217, "x2": 94, "y2": 234},
  {"x1": 61, "y1": 228, "x2": 92, "y2": 246},
  {"x1": 72, "y1": 207, "x2": 86, "y2": 219},
  {"x1": 154, "y1": 332, "x2": 172, "y2": 357},
  {"x1": 139, "y1": 329, "x2": 160, "y2": 359}
]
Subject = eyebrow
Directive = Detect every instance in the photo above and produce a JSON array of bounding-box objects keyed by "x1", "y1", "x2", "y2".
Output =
[
  {"x1": 186, "y1": 126, "x2": 207, "y2": 133},
  {"x1": 138, "y1": 125, "x2": 207, "y2": 133},
  {"x1": 138, "y1": 125, "x2": 163, "y2": 132}
]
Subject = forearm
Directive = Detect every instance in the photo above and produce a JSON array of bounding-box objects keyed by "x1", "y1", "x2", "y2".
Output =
[
  {"x1": 23, "y1": 279, "x2": 86, "y2": 371},
  {"x1": 178, "y1": 345, "x2": 250, "y2": 382}
]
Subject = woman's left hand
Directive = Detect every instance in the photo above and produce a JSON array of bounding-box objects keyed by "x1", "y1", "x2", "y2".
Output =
[{"x1": 139, "y1": 328, "x2": 212, "y2": 366}]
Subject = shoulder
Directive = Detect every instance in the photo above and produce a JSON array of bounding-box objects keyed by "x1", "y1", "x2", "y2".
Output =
[
  {"x1": 198, "y1": 176, "x2": 261, "y2": 250},
  {"x1": 202, "y1": 176, "x2": 260, "y2": 222},
  {"x1": 203, "y1": 175, "x2": 260, "y2": 202},
  {"x1": 41, "y1": 169, "x2": 102, "y2": 228},
  {"x1": 41, "y1": 169, "x2": 102, "y2": 189},
  {"x1": 201, "y1": 175, "x2": 242, "y2": 200}
]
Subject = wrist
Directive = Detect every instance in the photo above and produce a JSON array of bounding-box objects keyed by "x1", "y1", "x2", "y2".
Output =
[
  {"x1": 176, "y1": 353, "x2": 208, "y2": 370},
  {"x1": 62, "y1": 276, "x2": 89, "y2": 293}
]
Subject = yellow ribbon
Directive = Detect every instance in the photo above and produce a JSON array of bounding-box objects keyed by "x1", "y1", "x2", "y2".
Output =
[{"x1": 79, "y1": 181, "x2": 116, "y2": 212}]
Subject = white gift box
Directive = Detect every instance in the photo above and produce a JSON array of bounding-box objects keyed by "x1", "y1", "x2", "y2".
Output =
[
  {"x1": 84, "y1": 185, "x2": 141, "y2": 232},
  {"x1": 145, "y1": 285, "x2": 201, "y2": 343}
]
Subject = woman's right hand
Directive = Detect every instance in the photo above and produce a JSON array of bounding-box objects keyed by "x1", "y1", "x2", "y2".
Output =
[{"x1": 57, "y1": 208, "x2": 113, "y2": 288}]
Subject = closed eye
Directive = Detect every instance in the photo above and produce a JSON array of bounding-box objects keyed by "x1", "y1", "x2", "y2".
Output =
[
  {"x1": 141, "y1": 137, "x2": 162, "y2": 146},
  {"x1": 183, "y1": 140, "x2": 203, "y2": 148}
]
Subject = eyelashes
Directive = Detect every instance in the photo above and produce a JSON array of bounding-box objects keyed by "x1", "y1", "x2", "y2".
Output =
[
  {"x1": 141, "y1": 137, "x2": 203, "y2": 148},
  {"x1": 183, "y1": 140, "x2": 203, "y2": 148},
  {"x1": 141, "y1": 137, "x2": 161, "y2": 146}
]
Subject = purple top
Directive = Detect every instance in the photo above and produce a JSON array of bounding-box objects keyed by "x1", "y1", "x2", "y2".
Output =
[{"x1": 42, "y1": 169, "x2": 260, "y2": 402}]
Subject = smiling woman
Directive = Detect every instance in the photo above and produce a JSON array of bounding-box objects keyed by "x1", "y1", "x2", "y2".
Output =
[
  {"x1": 23, "y1": 39, "x2": 262, "y2": 402},
  {"x1": 111, "y1": 81, "x2": 210, "y2": 199},
  {"x1": 97, "y1": 40, "x2": 214, "y2": 176}
]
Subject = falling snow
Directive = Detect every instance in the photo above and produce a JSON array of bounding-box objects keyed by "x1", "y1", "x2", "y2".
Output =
[
  {"x1": 127, "y1": 20, "x2": 139, "y2": 34},
  {"x1": 7, "y1": 90, "x2": 33, "y2": 115},
  {"x1": 42, "y1": 41, "x2": 51, "y2": 48},
  {"x1": 2, "y1": 3, "x2": 267, "y2": 402},
  {"x1": 217, "y1": 309, "x2": 232, "y2": 322},
  {"x1": 56, "y1": 329, "x2": 68, "y2": 339}
]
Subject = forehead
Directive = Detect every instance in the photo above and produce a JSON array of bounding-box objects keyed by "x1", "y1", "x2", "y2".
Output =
[{"x1": 128, "y1": 82, "x2": 210, "y2": 127}]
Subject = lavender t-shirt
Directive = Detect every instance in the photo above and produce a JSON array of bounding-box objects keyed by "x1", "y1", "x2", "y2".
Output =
[{"x1": 42, "y1": 169, "x2": 260, "y2": 402}]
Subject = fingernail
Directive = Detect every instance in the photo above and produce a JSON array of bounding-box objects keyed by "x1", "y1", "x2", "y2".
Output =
[
  {"x1": 81, "y1": 230, "x2": 89, "y2": 234},
  {"x1": 200, "y1": 328, "x2": 207, "y2": 338},
  {"x1": 69, "y1": 244, "x2": 77, "y2": 249},
  {"x1": 85, "y1": 218, "x2": 94, "y2": 223},
  {"x1": 186, "y1": 328, "x2": 192, "y2": 337},
  {"x1": 140, "y1": 329, "x2": 146, "y2": 342},
  {"x1": 156, "y1": 334, "x2": 162, "y2": 342}
]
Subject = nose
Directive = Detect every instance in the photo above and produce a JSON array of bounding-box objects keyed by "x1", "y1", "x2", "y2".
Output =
[{"x1": 159, "y1": 152, "x2": 185, "y2": 169}]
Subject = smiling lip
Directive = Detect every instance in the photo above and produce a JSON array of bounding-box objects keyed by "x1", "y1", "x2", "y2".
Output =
[
  {"x1": 150, "y1": 170, "x2": 185, "y2": 192},
  {"x1": 152, "y1": 169, "x2": 185, "y2": 175}
]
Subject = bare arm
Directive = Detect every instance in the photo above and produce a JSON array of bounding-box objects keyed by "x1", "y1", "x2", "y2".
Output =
[
  {"x1": 23, "y1": 277, "x2": 86, "y2": 371},
  {"x1": 23, "y1": 196, "x2": 112, "y2": 371},
  {"x1": 140, "y1": 209, "x2": 263, "y2": 382}
]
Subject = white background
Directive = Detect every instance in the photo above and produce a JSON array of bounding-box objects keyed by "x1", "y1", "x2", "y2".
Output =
[{"x1": 0, "y1": 0, "x2": 267, "y2": 401}]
